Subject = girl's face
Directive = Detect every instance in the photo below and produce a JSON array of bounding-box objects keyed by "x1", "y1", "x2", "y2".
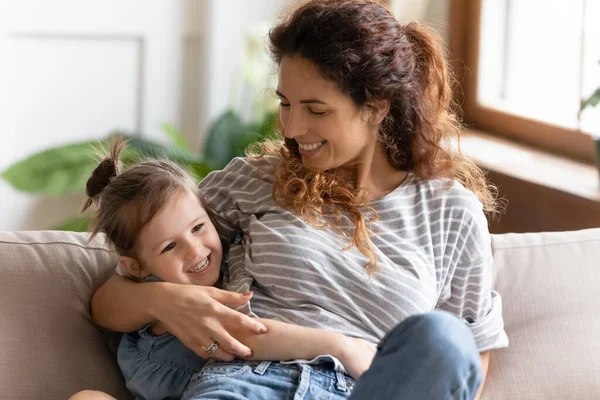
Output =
[
  {"x1": 276, "y1": 56, "x2": 382, "y2": 172},
  {"x1": 122, "y1": 189, "x2": 222, "y2": 286}
]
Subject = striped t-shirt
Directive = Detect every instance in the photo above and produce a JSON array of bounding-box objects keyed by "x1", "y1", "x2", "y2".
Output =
[{"x1": 199, "y1": 156, "x2": 508, "y2": 352}]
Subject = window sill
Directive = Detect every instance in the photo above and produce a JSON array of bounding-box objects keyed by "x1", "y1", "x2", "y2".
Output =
[{"x1": 459, "y1": 129, "x2": 600, "y2": 203}]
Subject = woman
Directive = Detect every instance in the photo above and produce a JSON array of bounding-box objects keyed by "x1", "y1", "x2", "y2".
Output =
[{"x1": 91, "y1": 0, "x2": 508, "y2": 399}]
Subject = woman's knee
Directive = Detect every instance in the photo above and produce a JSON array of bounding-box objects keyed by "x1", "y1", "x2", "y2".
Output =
[
  {"x1": 68, "y1": 390, "x2": 117, "y2": 400},
  {"x1": 382, "y1": 311, "x2": 481, "y2": 367}
]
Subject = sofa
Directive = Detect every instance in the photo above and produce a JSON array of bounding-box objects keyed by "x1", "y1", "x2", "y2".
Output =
[{"x1": 1, "y1": 228, "x2": 599, "y2": 400}]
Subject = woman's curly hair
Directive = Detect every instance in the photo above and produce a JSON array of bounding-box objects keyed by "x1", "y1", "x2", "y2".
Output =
[{"x1": 251, "y1": 0, "x2": 498, "y2": 274}]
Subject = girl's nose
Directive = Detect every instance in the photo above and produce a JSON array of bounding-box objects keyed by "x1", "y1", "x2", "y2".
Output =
[{"x1": 184, "y1": 238, "x2": 203, "y2": 261}]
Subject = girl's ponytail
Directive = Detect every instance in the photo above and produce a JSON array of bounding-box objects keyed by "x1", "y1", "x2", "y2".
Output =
[{"x1": 82, "y1": 135, "x2": 126, "y2": 212}]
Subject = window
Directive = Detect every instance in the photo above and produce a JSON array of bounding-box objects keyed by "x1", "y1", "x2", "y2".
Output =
[{"x1": 451, "y1": 0, "x2": 599, "y2": 162}]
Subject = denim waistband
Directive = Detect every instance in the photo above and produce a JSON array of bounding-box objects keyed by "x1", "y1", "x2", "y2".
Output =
[{"x1": 207, "y1": 359, "x2": 350, "y2": 391}]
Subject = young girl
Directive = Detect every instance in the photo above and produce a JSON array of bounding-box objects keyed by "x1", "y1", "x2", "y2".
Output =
[{"x1": 74, "y1": 136, "x2": 375, "y2": 400}]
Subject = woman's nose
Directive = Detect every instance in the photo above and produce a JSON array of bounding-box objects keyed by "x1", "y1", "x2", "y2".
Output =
[{"x1": 282, "y1": 109, "x2": 306, "y2": 139}]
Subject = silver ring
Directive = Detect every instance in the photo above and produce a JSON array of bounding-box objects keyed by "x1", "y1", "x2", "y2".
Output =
[{"x1": 205, "y1": 341, "x2": 219, "y2": 355}]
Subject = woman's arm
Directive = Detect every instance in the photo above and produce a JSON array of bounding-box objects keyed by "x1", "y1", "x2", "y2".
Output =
[
  {"x1": 91, "y1": 274, "x2": 160, "y2": 331},
  {"x1": 91, "y1": 274, "x2": 267, "y2": 359},
  {"x1": 475, "y1": 351, "x2": 490, "y2": 400},
  {"x1": 231, "y1": 318, "x2": 376, "y2": 379}
]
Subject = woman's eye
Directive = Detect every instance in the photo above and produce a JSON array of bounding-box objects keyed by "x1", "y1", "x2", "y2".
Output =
[
  {"x1": 279, "y1": 101, "x2": 290, "y2": 107},
  {"x1": 162, "y1": 243, "x2": 175, "y2": 253},
  {"x1": 192, "y1": 223, "x2": 204, "y2": 233},
  {"x1": 309, "y1": 109, "x2": 326, "y2": 115}
]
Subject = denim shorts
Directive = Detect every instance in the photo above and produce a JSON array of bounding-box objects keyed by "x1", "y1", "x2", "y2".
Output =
[
  {"x1": 117, "y1": 327, "x2": 208, "y2": 400},
  {"x1": 182, "y1": 359, "x2": 355, "y2": 400}
]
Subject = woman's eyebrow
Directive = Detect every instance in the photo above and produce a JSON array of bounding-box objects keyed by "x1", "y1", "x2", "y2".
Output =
[{"x1": 276, "y1": 90, "x2": 326, "y2": 104}]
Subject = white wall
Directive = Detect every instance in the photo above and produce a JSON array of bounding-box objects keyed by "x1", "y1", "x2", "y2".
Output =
[
  {"x1": 200, "y1": 0, "x2": 294, "y2": 148},
  {"x1": 0, "y1": 0, "x2": 193, "y2": 231},
  {"x1": 0, "y1": 0, "x2": 449, "y2": 231},
  {"x1": 390, "y1": 0, "x2": 450, "y2": 41},
  {"x1": 0, "y1": 0, "x2": 293, "y2": 231}
]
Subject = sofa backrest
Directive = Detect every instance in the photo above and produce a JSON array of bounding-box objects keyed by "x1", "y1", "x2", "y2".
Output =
[
  {"x1": 1, "y1": 228, "x2": 599, "y2": 399},
  {"x1": 0, "y1": 231, "x2": 131, "y2": 400},
  {"x1": 485, "y1": 228, "x2": 600, "y2": 399}
]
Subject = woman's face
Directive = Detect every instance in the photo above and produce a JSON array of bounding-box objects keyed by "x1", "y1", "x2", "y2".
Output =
[{"x1": 277, "y1": 56, "x2": 379, "y2": 172}]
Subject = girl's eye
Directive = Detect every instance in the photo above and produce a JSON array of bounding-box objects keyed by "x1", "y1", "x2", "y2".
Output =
[
  {"x1": 192, "y1": 223, "x2": 204, "y2": 233},
  {"x1": 162, "y1": 243, "x2": 176, "y2": 253},
  {"x1": 309, "y1": 109, "x2": 326, "y2": 115},
  {"x1": 279, "y1": 101, "x2": 290, "y2": 108}
]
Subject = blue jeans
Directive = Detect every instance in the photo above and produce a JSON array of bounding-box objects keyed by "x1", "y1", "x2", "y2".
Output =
[
  {"x1": 183, "y1": 360, "x2": 355, "y2": 400},
  {"x1": 183, "y1": 311, "x2": 483, "y2": 400},
  {"x1": 349, "y1": 311, "x2": 483, "y2": 400}
]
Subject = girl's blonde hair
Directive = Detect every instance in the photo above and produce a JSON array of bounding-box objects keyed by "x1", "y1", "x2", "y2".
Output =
[{"x1": 83, "y1": 136, "x2": 214, "y2": 257}]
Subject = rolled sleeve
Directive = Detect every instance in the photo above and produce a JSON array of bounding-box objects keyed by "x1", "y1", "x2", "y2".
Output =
[
  {"x1": 436, "y1": 202, "x2": 509, "y2": 352},
  {"x1": 466, "y1": 290, "x2": 509, "y2": 351}
]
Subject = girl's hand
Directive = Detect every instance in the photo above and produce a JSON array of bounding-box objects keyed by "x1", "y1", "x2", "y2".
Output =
[
  {"x1": 337, "y1": 336, "x2": 377, "y2": 380},
  {"x1": 151, "y1": 283, "x2": 267, "y2": 360}
]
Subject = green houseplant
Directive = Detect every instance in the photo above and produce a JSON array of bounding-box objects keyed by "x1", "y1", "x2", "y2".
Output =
[
  {"x1": 1, "y1": 111, "x2": 277, "y2": 231},
  {"x1": 580, "y1": 88, "x2": 600, "y2": 114},
  {"x1": 580, "y1": 73, "x2": 600, "y2": 180},
  {"x1": 2, "y1": 20, "x2": 280, "y2": 231}
]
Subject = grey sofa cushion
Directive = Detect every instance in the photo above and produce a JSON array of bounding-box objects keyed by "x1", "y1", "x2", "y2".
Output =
[{"x1": 484, "y1": 228, "x2": 600, "y2": 399}]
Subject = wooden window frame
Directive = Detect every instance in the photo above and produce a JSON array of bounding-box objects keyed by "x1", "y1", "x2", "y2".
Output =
[{"x1": 449, "y1": 0, "x2": 596, "y2": 163}]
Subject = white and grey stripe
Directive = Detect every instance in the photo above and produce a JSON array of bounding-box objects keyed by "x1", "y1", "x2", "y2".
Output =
[{"x1": 199, "y1": 157, "x2": 508, "y2": 350}]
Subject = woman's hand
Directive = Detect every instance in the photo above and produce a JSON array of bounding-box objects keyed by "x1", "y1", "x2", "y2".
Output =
[
  {"x1": 337, "y1": 336, "x2": 377, "y2": 380},
  {"x1": 151, "y1": 283, "x2": 267, "y2": 360}
]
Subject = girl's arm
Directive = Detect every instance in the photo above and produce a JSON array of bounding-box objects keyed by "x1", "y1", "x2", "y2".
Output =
[
  {"x1": 91, "y1": 274, "x2": 267, "y2": 359},
  {"x1": 92, "y1": 275, "x2": 374, "y2": 376},
  {"x1": 232, "y1": 318, "x2": 377, "y2": 379}
]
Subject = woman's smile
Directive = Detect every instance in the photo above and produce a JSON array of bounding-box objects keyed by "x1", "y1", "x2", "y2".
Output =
[{"x1": 297, "y1": 140, "x2": 327, "y2": 157}]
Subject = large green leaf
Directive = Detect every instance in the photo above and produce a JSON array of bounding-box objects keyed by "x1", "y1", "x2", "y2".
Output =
[
  {"x1": 1, "y1": 135, "x2": 207, "y2": 197},
  {"x1": 234, "y1": 111, "x2": 279, "y2": 156},
  {"x1": 124, "y1": 135, "x2": 203, "y2": 166},
  {"x1": 161, "y1": 123, "x2": 190, "y2": 151},
  {"x1": 1, "y1": 141, "x2": 111, "y2": 196},
  {"x1": 187, "y1": 161, "x2": 213, "y2": 180},
  {"x1": 581, "y1": 88, "x2": 600, "y2": 111},
  {"x1": 204, "y1": 111, "x2": 248, "y2": 169}
]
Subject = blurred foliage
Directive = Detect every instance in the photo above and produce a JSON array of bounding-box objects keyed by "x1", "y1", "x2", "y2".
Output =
[
  {"x1": 581, "y1": 88, "x2": 600, "y2": 112},
  {"x1": 2, "y1": 22, "x2": 280, "y2": 232},
  {"x1": 204, "y1": 110, "x2": 278, "y2": 169},
  {"x1": 1, "y1": 111, "x2": 277, "y2": 231}
]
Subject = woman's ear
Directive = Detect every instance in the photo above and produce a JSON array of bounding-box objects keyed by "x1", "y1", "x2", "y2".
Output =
[
  {"x1": 119, "y1": 255, "x2": 149, "y2": 280},
  {"x1": 372, "y1": 100, "x2": 391, "y2": 125},
  {"x1": 364, "y1": 100, "x2": 391, "y2": 126}
]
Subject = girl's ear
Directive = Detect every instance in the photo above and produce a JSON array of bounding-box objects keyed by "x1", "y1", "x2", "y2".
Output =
[{"x1": 119, "y1": 255, "x2": 149, "y2": 280}]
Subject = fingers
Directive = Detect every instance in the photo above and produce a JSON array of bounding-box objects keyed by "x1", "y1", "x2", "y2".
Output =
[
  {"x1": 186, "y1": 340, "x2": 235, "y2": 361},
  {"x1": 208, "y1": 288, "x2": 268, "y2": 334},
  {"x1": 208, "y1": 287, "x2": 254, "y2": 306},
  {"x1": 210, "y1": 329, "x2": 254, "y2": 358},
  {"x1": 207, "y1": 346, "x2": 236, "y2": 361},
  {"x1": 236, "y1": 313, "x2": 268, "y2": 334}
]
